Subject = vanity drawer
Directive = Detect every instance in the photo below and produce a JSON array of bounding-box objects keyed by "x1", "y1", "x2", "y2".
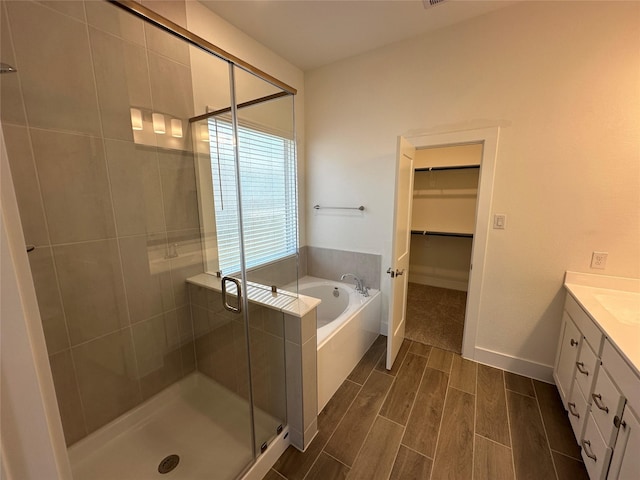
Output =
[
  {"x1": 575, "y1": 340, "x2": 598, "y2": 399},
  {"x1": 591, "y1": 365, "x2": 625, "y2": 446},
  {"x1": 581, "y1": 413, "x2": 612, "y2": 480},
  {"x1": 565, "y1": 294, "x2": 604, "y2": 354},
  {"x1": 568, "y1": 380, "x2": 589, "y2": 441}
]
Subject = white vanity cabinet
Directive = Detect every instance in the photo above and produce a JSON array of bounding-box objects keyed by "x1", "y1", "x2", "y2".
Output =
[
  {"x1": 554, "y1": 273, "x2": 640, "y2": 480},
  {"x1": 554, "y1": 294, "x2": 604, "y2": 441},
  {"x1": 608, "y1": 405, "x2": 640, "y2": 479}
]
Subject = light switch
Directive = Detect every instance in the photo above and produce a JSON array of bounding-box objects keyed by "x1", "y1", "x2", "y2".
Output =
[{"x1": 493, "y1": 214, "x2": 506, "y2": 229}]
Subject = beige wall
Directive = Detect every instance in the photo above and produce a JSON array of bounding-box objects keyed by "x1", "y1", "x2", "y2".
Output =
[{"x1": 305, "y1": 1, "x2": 640, "y2": 372}]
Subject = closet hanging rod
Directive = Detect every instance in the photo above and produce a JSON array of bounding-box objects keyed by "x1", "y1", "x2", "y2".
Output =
[
  {"x1": 314, "y1": 205, "x2": 365, "y2": 211},
  {"x1": 411, "y1": 230, "x2": 473, "y2": 238},
  {"x1": 415, "y1": 165, "x2": 480, "y2": 172}
]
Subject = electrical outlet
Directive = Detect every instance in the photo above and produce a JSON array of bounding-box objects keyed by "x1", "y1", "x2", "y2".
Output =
[{"x1": 590, "y1": 251, "x2": 608, "y2": 269}]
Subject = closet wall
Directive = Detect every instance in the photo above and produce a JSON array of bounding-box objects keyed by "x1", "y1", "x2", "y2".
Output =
[{"x1": 409, "y1": 144, "x2": 482, "y2": 291}]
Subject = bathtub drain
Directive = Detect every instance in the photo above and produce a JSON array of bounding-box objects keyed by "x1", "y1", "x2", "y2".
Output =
[{"x1": 158, "y1": 454, "x2": 180, "y2": 474}]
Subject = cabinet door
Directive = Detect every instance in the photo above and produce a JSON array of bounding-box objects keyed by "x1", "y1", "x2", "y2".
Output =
[
  {"x1": 608, "y1": 407, "x2": 640, "y2": 480},
  {"x1": 555, "y1": 312, "x2": 582, "y2": 403}
]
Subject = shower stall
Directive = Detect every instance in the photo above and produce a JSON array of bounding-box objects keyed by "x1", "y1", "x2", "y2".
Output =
[{"x1": 0, "y1": 1, "x2": 299, "y2": 478}]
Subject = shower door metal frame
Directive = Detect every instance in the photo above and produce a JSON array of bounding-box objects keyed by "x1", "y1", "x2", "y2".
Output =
[{"x1": 107, "y1": 0, "x2": 297, "y2": 96}]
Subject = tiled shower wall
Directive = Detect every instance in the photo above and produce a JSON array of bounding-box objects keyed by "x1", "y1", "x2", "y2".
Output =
[
  {"x1": 188, "y1": 284, "x2": 287, "y2": 423},
  {"x1": 1, "y1": 0, "x2": 204, "y2": 445},
  {"x1": 305, "y1": 246, "x2": 381, "y2": 290}
]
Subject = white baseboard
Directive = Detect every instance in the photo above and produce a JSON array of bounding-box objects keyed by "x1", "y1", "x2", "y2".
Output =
[{"x1": 472, "y1": 347, "x2": 554, "y2": 384}]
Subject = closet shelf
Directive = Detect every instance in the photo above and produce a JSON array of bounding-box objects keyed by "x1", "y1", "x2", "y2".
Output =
[
  {"x1": 411, "y1": 230, "x2": 473, "y2": 238},
  {"x1": 413, "y1": 188, "x2": 477, "y2": 197},
  {"x1": 415, "y1": 165, "x2": 480, "y2": 172}
]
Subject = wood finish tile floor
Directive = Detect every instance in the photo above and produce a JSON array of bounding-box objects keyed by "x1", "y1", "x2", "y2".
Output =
[
  {"x1": 264, "y1": 336, "x2": 589, "y2": 480},
  {"x1": 405, "y1": 283, "x2": 466, "y2": 354}
]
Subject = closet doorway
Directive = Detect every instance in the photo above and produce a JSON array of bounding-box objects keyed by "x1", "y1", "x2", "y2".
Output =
[
  {"x1": 394, "y1": 127, "x2": 499, "y2": 361},
  {"x1": 406, "y1": 144, "x2": 481, "y2": 353}
]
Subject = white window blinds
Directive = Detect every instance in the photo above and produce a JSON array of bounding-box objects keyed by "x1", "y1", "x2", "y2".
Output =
[{"x1": 208, "y1": 117, "x2": 297, "y2": 275}]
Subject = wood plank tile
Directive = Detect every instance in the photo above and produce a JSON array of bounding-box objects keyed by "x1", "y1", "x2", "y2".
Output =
[
  {"x1": 533, "y1": 379, "x2": 582, "y2": 460},
  {"x1": 505, "y1": 371, "x2": 535, "y2": 397},
  {"x1": 507, "y1": 390, "x2": 556, "y2": 480},
  {"x1": 305, "y1": 453, "x2": 349, "y2": 480},
  {"x1": 261, "y1": 469, "x2": 286, "y2": 480},
  {"x1": 552, "y1": 451, "x2": 589, "y2": 480},
  {"x1": 389, "y1": 445, "x2": 432, "y2": 480},
  {"x1": 427, "y1": 347, "x2": 453, "y2": 373},
  {"x1": 324, "y1": 370, "x2": 393, "y2": 466},
  {"x1": 375, "y1": 338, "x2": 411, "y2": 376},
  {"x1": 474, "y1": 435, "x2": 515, "y2": 480},
  {"x1": 379, "y1": 353, "x2": 428, "y2": 425},
  {"x1": 274, "y1": 379, "x2": 360, "y2": 480},
  {"x1": 450, "y1": 355, "x2": 477, "y2": 394},
  {"x1": 347, "y1": 335, "x2": 386, "y2": 385},
  {"x1": 431, "y1": 387, "x2": 475, "y2": 479},
  {"x1": 402, "y1": 367, "x2": 448, "y2": 457},
  {"x1": 347, "y1": 416, "x2": 404, "y2": 480},
  {"x1": 317, "y1": 379, "x2": 361, "y2": 440},
  {"x1": 476, "y1": 364, "x2": 511, "y2": 447},
  {"x1": 408, "y1": 341, "x2": 431, "y2": 358}
]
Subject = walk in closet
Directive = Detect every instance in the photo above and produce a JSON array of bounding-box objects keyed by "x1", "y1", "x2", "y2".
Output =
[{"x1": 405, "y1": 143, "x2": 482, "y2": 353}]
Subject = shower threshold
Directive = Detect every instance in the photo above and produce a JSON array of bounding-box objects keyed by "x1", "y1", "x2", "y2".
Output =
[{"x1": 68, "y1": 372, "x2": 280, "y2": 480}]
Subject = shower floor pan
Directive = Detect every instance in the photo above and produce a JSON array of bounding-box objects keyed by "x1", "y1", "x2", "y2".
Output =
[{"x1": 68, "y1": 372, "x2": 280, "y2": 480}]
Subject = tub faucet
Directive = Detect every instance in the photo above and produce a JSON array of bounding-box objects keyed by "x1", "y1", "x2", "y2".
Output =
[{"x1": 340, "y1": 273, "x2": 369, "y2": 297}]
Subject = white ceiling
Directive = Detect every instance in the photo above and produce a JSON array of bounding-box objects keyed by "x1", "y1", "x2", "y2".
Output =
[{"x1": 200, "y1": 0, "x2": 517, "y2": 71}]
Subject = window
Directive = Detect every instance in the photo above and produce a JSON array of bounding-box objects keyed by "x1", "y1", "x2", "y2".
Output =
[{"x1": 208, "y1": 116, "x2": 297, "y2": 275}]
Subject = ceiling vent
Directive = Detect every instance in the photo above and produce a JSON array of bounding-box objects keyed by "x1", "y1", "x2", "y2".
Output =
[{"x1": 422, "y1": 0, "x2": 447, "y2": 8}]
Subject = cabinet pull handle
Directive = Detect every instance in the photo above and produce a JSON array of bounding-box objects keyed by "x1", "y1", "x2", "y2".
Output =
[
  {"x1": 614, "y1": 415, "x2": 627, "y2": 429},
  {"x1": 568, "y1": 402, "x2": 580, "y2": 418},
  {"x1": 576, "y1": 361, "x2": 589, "y2": 376},
  {"x1": 591, "y1": 393, "x2": 609, "y2": 413},
  {"x1": 570, "y1": 338, "x2": 578, "y2": 347},
  {"x1": 581, "y1": 440, "x2": 597, "y2": 461}
]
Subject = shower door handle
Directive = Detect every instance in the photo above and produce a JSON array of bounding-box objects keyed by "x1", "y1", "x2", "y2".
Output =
[{"x1": 221, "y1": 276, "x2": 242, "y2": 313}]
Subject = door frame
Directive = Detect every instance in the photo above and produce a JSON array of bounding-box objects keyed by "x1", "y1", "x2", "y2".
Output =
[{"x1": 403, "y1": 127, "x2": 500, "y2": 359}]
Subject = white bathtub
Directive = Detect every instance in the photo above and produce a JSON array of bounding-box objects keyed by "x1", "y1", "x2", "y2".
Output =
[{"x1": 296, "y1": 276, "x2": 381, "y2": 413}]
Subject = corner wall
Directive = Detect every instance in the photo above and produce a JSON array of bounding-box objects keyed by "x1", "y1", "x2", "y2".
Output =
[{"x1": 304, "y1": 1, "x2": 640, "y2": 374}]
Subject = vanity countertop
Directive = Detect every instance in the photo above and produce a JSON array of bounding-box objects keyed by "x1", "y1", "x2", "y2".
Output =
[{"x1": 564, "y1": 271, "x2": 640, "y2": 376}]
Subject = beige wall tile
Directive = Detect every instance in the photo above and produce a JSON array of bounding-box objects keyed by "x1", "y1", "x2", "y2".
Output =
[
  {"x1": 31, "y1": 129, "x2": 115, "y2": 244},
  {"x1": 105, "y1": 140, "x2": 166, "y2": 236},
  {"x1": 89, "y1": 28, "x2": 152, "y2": 141},
  {"x1": 141, "y1": 0, "x2": 187, "y2": 27},
  {"x1": 158, "y1": 149, "x2": 199, "y2": 231},
  {"x1": 54, "y1": 240, "x2": 129, "y2": 345},
  {"x1": 167, "y1": 229, "x2": 204, "y2": 306},
  {"x1": 85, "y1": 1, "x2": 145, "y2": 45},
  {"x1": 35, "y1": 1, "x2": 85, "y2": 21},
  {"x1": 49, "y1": 350, "x2": 87, "y2": 446},
  {"x1": 132, "y1": 313, "x2": 182, "y2": 399},
  {"x1": 119, "y1": 234, "x2": 174, "y2": 324},
  {"x1": 2, "y1": 124, "x2": 48, "y2": 245},
  {"x1": 148, "y1": 52, "x2": 194, "y2": 120},
  {"x1": 0, "y1": 4, "x2": 26, "y2": 126},
  {"x1": 144, "y1": 23, "x2": 190, "y2": 67},
  {"x1": 28, "y1": 246, "x2": 68, "y2": 354},
  {"x1": 7, "y1": 1, "x2": 101, "y2": 135},
  {"x1": 72, "y1": 329, "x2": 142, "y2": 433}
]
